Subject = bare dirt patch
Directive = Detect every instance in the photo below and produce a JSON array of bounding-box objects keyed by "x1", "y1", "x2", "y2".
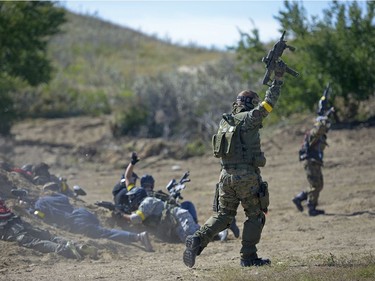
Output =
[{"x1": 0, "y1": 116, "x2": 374, "y2": 281}]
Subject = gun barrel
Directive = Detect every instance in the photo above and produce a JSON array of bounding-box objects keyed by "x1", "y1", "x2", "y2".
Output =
[
  {"x1": 280, "y1": 30, "x2": 286, "y2": 40},
  {"x1": 323, "y1": 83, "x2": 330, "y2": 97},
  {"x1": 95, "y1": 201, "x2": 115, "y2": 211}
]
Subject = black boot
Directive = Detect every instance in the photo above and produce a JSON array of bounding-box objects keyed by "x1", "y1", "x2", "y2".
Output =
[
  {"x1": 240, "y1": 257, "x2": 271, "y2": 267},
  {"x1": 308, "y1": 203, "x2": 325, "y2": 216},
  {"x1": 292, "y1": 191, "x2": 307, "y2": 212},
  {"x1": 183, "y1": 235, "x2": 204, "y2": 268}
]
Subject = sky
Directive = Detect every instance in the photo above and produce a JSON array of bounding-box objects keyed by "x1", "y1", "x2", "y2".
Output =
[{"x1": 61, "y1": 1, "x2": 353, "y2": 49}]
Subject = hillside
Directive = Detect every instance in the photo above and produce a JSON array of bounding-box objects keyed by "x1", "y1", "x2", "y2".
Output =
[
  {"x1": 0, "y1": 116, "x2": 374, "y2": 280},
  {"x1": 1, "y1": 6, "x2": 374, "y2": 281},
  {"x1": 47, "y1": 11, "x2": 230, "y2": 97}
]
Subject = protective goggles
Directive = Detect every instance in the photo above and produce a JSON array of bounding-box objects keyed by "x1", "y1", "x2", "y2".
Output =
[{"x1": 237, "y1": 95, "x2": 259, "y2": 107}]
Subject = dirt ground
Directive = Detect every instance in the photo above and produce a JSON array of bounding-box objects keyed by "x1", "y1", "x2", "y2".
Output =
[{"x1": 0, "y1": 115, "x2": 374, "y2": 281}]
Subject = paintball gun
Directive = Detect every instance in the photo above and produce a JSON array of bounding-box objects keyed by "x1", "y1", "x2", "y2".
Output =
[
  {"x1": 165, "y1": 171, "x2": 190, "y2": 201},
  {"x1": 317, "y1": 82, "x2": 331, "y2": 116},
  {"x1": 95, "y1": 200, "x2": 132, "y2": 214},
  {"x1": 262, "y1": 30, "x2": 299, "y2": 86}
]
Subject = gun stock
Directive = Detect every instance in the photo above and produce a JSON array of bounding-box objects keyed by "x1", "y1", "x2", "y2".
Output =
[{"x1": 95, "y1": 201, "x2": 115, "y2": 211}]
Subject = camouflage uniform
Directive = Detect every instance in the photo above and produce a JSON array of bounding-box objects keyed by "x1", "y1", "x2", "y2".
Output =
[
  {"x1": 183, "y1": 79, "x2": 283, "y2": 267},
  {"x1": 293, "y1": 117, "x2": 330, "y2": 215}
]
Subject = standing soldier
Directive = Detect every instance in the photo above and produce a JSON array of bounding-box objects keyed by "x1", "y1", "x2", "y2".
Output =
[
  {"x1": 293, "y1": 106, "x2": 335, "y2": 216},
  {"x1": 182, "y1": 60, "x2": 288, "y2": 268}
]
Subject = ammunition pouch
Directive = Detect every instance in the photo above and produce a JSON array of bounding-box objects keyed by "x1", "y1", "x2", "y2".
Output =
[
  {"x1": 258, "y1": 181, "x2": 269, "y2": 213},
  {"x1": 158, "y1": 203, "x2": 178, "y2": 241},
  {"x1": 212, "y1": 116, "x2": 243, "y2": 159},
  {"x1": 212, "y1": 128, "x2": 235, "y2": 158}
]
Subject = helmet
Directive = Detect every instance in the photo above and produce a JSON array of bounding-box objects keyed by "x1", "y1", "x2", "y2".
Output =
[
  {"x1": 127, "y1": 187, "x2": 147, "y2": 211},
  {"x1": 33, "y1": 162, "x2": 50, "y2": 176},
  {"x1": 140, "y1": 174, "x2": 155, "y2": 191},
  {"x1": 236, "y1": 90, "x2": 260, "y2": 110}
]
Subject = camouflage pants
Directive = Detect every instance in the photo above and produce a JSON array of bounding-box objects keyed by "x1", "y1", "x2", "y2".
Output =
[
  {"x1": 194, "y1": 167, "x2": 267, "y2": 259},
  {"x1": 304, "y1": 160, "x2": 324, "y2": 205}
]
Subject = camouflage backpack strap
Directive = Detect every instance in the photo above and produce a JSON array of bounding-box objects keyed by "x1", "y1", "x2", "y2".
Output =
[{"x1": 159, "y1": 202, "x2": 178, "y2": 240}]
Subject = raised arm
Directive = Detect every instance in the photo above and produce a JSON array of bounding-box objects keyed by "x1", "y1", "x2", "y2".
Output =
[{"x1": 125, "y1": 152, "x2": 139, "y2": 187}]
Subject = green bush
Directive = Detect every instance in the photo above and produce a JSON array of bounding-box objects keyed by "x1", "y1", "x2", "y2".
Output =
[
  {"x1": 184, "y1": 140, "x2": 207, "y2": 157},
  {"x1": 0, "y1": 90, "x2": 15, "y2": 135},
  {"x1": 13, "y1": 85, "x2": 111, "y2": 118},
  {"x1": 111, "y1": 93, "x2": 149, "y2": 137}
]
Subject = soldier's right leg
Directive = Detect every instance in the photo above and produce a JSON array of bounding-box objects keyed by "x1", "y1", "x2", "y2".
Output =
[
  {"x1": 306, "y1": 163, "x2": 325, "y2": 216},
  {"x1": 238, "y1": 176, "x2": 271, "y2": 267},
  {"x1": 240, "y1": 212, "x2": 270, "y2": 266}
]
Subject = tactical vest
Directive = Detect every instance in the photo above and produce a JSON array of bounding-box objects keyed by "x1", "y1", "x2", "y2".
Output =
[
  {"x1": 307, "y1": 134, "x2": 327, "y2": 163},
  {"x1": 212, "y1": 111, "x2": 266, "y2": 167},
  {"x1": 298, "y1": 132, "x2": 310, "y2": 161}
]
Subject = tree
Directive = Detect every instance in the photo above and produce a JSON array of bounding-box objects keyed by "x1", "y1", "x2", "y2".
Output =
[
  {"x1": 234, "y1": 0, "x2": 375, "y2": 120},
  {"x1": 276, "y1": 0, "x2": 375, "y2": 119},
  {"x1": 0, "y1": 1, "x2": 66, "y2": 135}
]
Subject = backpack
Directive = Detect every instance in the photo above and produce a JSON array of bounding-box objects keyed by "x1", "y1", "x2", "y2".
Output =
[
  {"x1": 298, "y1": 132, "x2": 310, "y2": 161},
  {"x1": 212, "y1": 114, "x2": 243, "y2": 158}
]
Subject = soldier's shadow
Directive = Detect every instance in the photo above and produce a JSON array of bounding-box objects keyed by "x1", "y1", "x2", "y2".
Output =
[{"x1": 324, "y1": 210, "x2": 375, "y2": 216}]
